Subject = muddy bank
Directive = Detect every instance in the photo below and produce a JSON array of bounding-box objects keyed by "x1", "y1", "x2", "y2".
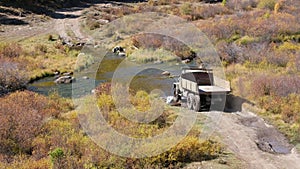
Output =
[{"x1": 239, "y1": 115, "x2": 293, "y2": 154}]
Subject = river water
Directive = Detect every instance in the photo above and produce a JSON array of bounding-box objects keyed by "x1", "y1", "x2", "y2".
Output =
[{"x1": 28, "y1": 53, "x2": 191, "y2": 98}]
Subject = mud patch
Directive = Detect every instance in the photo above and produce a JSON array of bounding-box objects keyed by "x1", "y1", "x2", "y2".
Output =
[{"x1": 239, "y1": 116, "x2": 292, "y2": 154}]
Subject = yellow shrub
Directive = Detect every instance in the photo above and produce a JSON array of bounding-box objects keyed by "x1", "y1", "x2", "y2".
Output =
[
  {"x1": 277, "y1": 42, "x2": 300, "y2": 51},
  {"x1": 131, "y1": 90, "x2": 150, "y2": 112},
  {"x1": 258, "y1": 0, "x2": 277, "y2": 10},
  {"x1": 97, "y1": 94, "x2": 115, "y2": 111}
]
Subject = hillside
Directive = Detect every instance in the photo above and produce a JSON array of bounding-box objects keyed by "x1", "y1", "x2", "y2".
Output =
[{"x1": 0, "y1": 0, "x2": 300, "y2": 168}]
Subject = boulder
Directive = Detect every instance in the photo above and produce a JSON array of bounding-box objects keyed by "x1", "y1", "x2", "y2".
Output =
[
  {"x1": 154, "y1": 60, "x2": 163, "y2": 64},
  {"x1": 112, "y1": 46, "x2": 125, "y2": 56},
  {"x1": 62, "y1": 72, "x2": 73, "y2": 76},
  {"x1": 54, "y1": 76, "x2": 75, "y2": 84},
  {"x1": 54, "y1": 71, "x2": 60, "y2": 75},
  {"x1": 161, "y1": 71, "x2": 171, "y2": 76},
  {"x1": 118, "y1": 52, "x2": 126, "y2": 57},
  {"x1": 181, "y1": 59, "x2": 191, "y2": 64}
]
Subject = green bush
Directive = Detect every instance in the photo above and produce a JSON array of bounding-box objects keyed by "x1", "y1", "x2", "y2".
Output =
[
  {"x1": 236, "y1": 36, "x2": 259, "y2": 45},
  {"x1": 180, "y1": 3, "x2": 192, "y2": 15},
  {"x1": 49, "y1": 148, "x2": 64, "y2": 163},
  {"x1": 257, "y1": 0, "x2": 277, "y2": 10}
]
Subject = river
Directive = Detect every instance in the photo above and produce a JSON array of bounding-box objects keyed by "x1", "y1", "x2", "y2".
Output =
[{"x1": 28, "y1": 53, "x2": 192, "y2": 98}]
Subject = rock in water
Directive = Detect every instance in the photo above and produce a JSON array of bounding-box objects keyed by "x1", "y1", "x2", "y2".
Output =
[
  {"x1": 162, "y1": 71, "x2": 171, "y2": 76},
  {"x1": 154, "y1": 60, "x2": 163, "y2": 64},
  {"x1": 181, "y1": 59, "x2": 191, "y2": 64},
  {"x1": 54, "y1": 76, "x2": 74, "y2": 84},
  {"x1": 118, "y1": 52, "x2": 126, "y2": 57},
  {"x1": 62, "y1": 72, "x2": 73, "y2": 76}
]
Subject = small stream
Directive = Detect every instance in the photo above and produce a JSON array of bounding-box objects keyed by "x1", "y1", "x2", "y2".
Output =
[{"x1": 28, "y1": 53, "x2": 191, "y2": 98}]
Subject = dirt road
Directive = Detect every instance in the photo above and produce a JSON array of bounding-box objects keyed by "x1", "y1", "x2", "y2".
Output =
[
  {"x1": 200, "y1": 108, "x2": 300, "y2": 169},
  {"x1": 0, "y1": 4, "x2": 92, "y2": 42}
]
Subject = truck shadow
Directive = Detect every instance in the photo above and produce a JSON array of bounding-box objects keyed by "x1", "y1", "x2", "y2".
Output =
[{"x1": 224, "y1": 94, "x2": 254, "y2": 113}]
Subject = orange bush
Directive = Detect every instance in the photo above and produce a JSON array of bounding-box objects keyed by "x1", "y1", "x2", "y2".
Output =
[
  {"x1": 132, "y1": 33, "x2": 196, "y2": 60},
  {"x1": 0, "y1": 91, "x2": 61, "y2": 156},
  {"x1": 0, "y1": 43, "x2": 22, "y2": 58},
  {"x1": 0, "y1": 58, "x2": 28, "y2": 96}
]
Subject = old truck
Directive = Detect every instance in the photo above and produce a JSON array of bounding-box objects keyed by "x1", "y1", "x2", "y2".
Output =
[{"x1": 173, "y1": 67, "x2": 230, "y2": 111}]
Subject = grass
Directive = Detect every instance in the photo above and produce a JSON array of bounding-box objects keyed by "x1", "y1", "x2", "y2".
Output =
[
  {"x1": 1, "y1": 34, "x2": 81, "y2": 81},
  {"x1": 127, "y1": 48, "x2": 179, "y2": 63}
]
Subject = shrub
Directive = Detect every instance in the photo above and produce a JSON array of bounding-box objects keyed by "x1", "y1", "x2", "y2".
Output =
[
  {"x1": 136, "y1": 136, "x2": 222, "y2": 168},
  {"x1": 180, "y1": 3, "x2": 192, "y2": 15},
  {"x1": 222, "y1": 0, "x2": 227, "y2": 6},
  {"x1": 0, "y1": 91, "x2": 60, "y2": 156},
  {"x1": 277, "y1": 42, "x2": 300, "y2": 51},
  {"x1": 128, "y1": 48, "x2": 177, "y2": 63},
  {"x1": 172, "y1": 137, "x2": 221, "y2": 162},
  {"x1": 199, "y1": 9, "x2": 300, "y2": 43},
  {"x1": 130, "y1": 90, "x2": 150, "y2": 112},
  {"x1": 0, "y1": 156, "x2": 51, "y2": 169},
  {"x1": 216, "y1": 42, "x2": 244, "y2": 63},
  {"x1": 97, "y1": 93, "x2": 115, "y2": 112},
  {"x1": 35, "y1": 44, "x2": 48, "y2": 54},
  {"x1": 132, "y1": 33, "x2": 196, "y2": 60},
  {"x1": 251, "y1": 74, "x2": 300, "y2": 97},
  {"x1": 281, "y1": 94, "x2": 300, "y2": 123},
  {"x1": 257, "y1": 0, "x2": 277, "y2": 10},
  {"x1": 0, "y1": 43, "x2": 22, "y2": 58},
  {"x1": 74, "y1": 53, "x2": 94, "y2": 72},
  {"x1": 191, "y1": 4, "x2": 231, "y2": 20},
  {"x1": 49, "y1": 148, "x2": 65, "y2": 169},
  {"x1": 266, "y1": 51, "x2": 290, "y2": 67},
  {"x1": 236, "y1": 36, "x2": 259, "y2": 45},
  {"x1": 94, "y1": 82, "x2": 112, "y2": 96},
  {"x1": 0, "y1": 58, "x2": 28, "y2": 95},
  {"x1": 225, "y1": 0, "x2": 258, "y2": 10},
  {"x1": 296, "y1": 54, "x2": 300, "y2": 71}
]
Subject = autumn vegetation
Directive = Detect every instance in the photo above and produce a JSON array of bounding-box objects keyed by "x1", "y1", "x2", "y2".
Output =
[
  {"x1": 0, "y1": 0, "x2": 300, "y2": 168},
  {"x1": 0, "y1": 84, "x2": 222, "y2": 168}
]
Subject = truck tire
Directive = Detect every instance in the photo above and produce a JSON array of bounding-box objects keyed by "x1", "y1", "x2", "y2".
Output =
[
  {"x1": 193, "y1": 95, "x2": 201, "y2": 112},
  {"x1": 187, "y1": 93, "x2": 194, "y2": 110}
]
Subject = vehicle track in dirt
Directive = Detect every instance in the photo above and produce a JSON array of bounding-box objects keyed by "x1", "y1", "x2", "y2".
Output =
[
  {"x1": 199, "y1": 109, "x2": 300, "y2": 169},
  {"x1": 0, "y1": 3, "x2": 95, "y2": 42}
]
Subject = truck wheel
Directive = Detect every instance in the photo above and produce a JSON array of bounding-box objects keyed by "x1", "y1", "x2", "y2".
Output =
[
  {"x1": 193, "y1": 95, "x2": 201, "y2": 112},
  {"x1": 187, "y1": 93, "x2": 194, "y2": 110}
]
